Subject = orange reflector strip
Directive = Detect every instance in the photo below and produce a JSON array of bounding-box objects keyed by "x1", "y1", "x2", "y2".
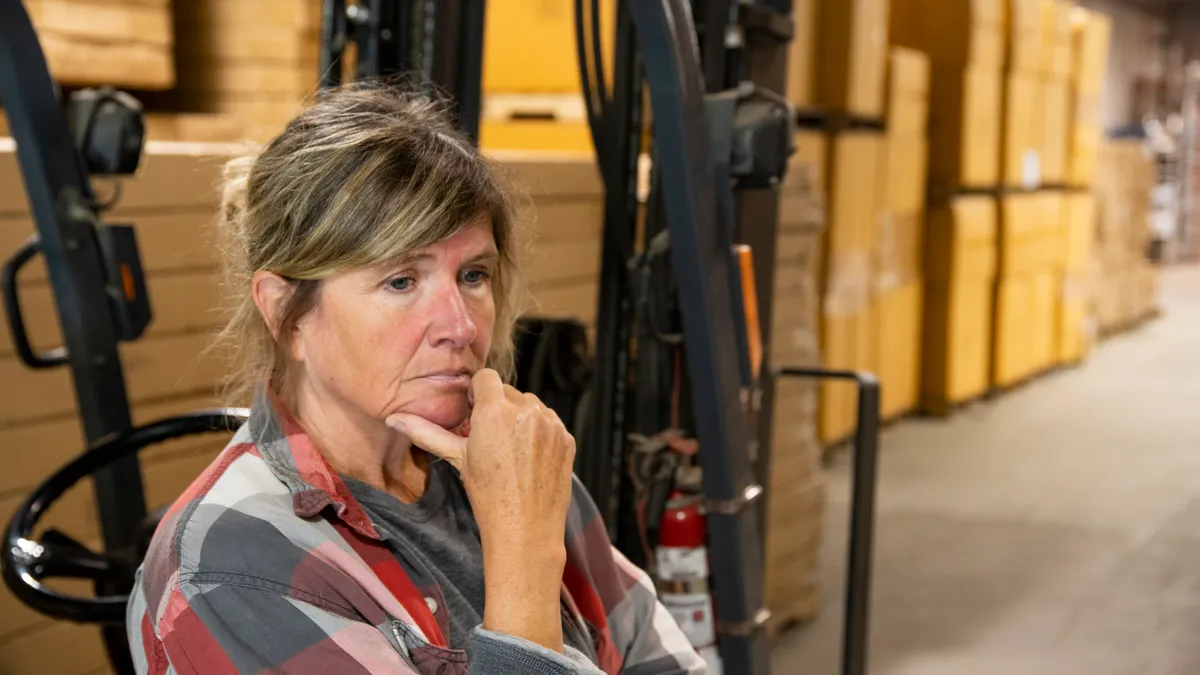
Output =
[
  {"x1": 121, "y1": 264, "x2": 136, "y2": 301},
  {"x1": 733, "y1": 244, "x2": 762, "y2": 379}
]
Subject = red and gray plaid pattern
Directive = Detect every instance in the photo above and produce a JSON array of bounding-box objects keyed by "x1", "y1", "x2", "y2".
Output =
[{"x1": 126, "y1": 388, "x2": 706, "y2": 674}]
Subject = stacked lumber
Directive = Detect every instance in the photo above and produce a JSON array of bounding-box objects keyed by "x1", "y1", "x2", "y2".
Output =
[
  {"x1": 25, "y1": 0, "x2": 175, "y2": 90},
  {"x1": 765, "y1": 131, "x2": 827, "y2": 633}
]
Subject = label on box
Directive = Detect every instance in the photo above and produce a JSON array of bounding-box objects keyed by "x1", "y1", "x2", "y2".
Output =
[{"x1": 1021, "y1": 151, "x2": 1041, "y2": 189}]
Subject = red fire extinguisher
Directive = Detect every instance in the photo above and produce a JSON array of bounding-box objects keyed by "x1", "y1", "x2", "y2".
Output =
[{"x1": 656, "y1": 490, "x2": 723, "y2": 675}]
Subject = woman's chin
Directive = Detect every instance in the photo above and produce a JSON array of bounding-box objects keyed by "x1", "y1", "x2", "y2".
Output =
[{"x1": 394, "y1": 394, "x2": 471, "y2": 431}]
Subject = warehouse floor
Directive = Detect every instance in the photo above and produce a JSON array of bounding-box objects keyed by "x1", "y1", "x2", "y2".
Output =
[{"x1": 771, "y1": 264, "x2": 1200, "y2": 675}]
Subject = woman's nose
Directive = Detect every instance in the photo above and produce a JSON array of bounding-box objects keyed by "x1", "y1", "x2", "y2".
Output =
[{"x1": 428, "y1": 286, "x2": 478, "y2": 348}]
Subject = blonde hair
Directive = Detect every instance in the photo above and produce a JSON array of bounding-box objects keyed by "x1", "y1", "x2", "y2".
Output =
[{"x1": 213, "y1": 83, "x2": 527, "y2": 405}]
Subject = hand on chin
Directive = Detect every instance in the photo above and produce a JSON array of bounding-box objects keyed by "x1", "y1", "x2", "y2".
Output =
[{"x1": 390, "y1": 391, "x2": 471, "y2": 436}]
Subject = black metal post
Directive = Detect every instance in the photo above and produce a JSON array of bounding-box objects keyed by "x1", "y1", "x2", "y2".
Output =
[
  {"x1": 453, "y1": 0, "x2": 487, "y2": 145},
  {"x1": 776, "y1": 366, "x2": 880, "y2": 675},
  {"x1": 626, "y1": 2, "x2": 768, "y2": 673},
  {"x1": 0, "y1": 5, "x2": 147, "y2": 672}
]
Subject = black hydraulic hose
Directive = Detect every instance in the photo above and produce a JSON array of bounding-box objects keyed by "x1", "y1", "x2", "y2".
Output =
[
  {"x1": 575, "y1": 0, "x2": 604, "y2": 164},
  {"x1": 590, "y1": 0, "x2": 609, "y2": 119}
]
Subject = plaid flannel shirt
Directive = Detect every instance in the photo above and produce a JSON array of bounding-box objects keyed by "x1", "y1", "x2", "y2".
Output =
[{"x1": 127, "y1": 388, "x2": 707, "y2": 674}]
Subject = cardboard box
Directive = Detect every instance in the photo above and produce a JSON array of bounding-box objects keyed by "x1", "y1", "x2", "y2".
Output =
[
  {"x1": 1071, "y1": 8, "x2": 1111, "y2": 96},
  {"x1": 926, "y1": 195, "x2": 998, "y2": 285},
  {"x1": 923, "y1": 280, "x2": 994, "y2": 408},
  {"x1": 875, "y1": 279, "x2": 924, "y2": 419},
  {"x1": 1006, "y1": 0, "x2": 1043, "y2": 73},
  {"x1": 886, "y1": 47, "x2": 931, "y2": 136},
  {"x1": 28, "y1": 0, "x2": 175, "y2": 90},
  {"x1": 1002, "y1": 72, "x2": 1041, "y2": 187},
  {"x1": 1040, "y1": 0, "x2": 1074, "y2": 78},
  {"x1": 1031, "y1": 269, "x2": 1058, "y2": 371},
  {"x1": 1061, "y1": 192, "x2": 1094, "y2": 271},
  {"x1": 997, "y1": 193, "x2": 1042, "y2": 276},
  {"x1": 992, "y1": 266, "x2": 1055, "y2": 385},
  {"x1": 1056, "y1": 270, "x2": 1092, "y2": 364},
  {"x1": 787, "y1": 0, "x2": 818, "y2": 107},
  {"x1": 875, "y1": 213, "x2": 923, "y2": 288},
  {"x1": 1037, "y1": 191, "x2": 1065, "y2": 270},
  {"x1": 880, "y1": 135, "x2": 930, "y2": 215},
  {"x1": 479, "y1": 119, "x2": 593, "y2": 153},
  {"x1": 819, "y1": 296, "x2": 874, "y2": 442},
  {"x1": 992, "y1": 273, "x2": 1036, "y2": 386},
  {"x1": 482, "y1": 0, "x2": 615, "y2": 93},
  {"x1": 824, "y1": 132, "x2": 883, "y2": 295},
  {"x1": 764, "y1": 474, "x2": 825, "y2": 630},
  {"x1": 1068, "y1": 111, "x2": 1101, "y2": 186},
  {"x1": 922, "y1": 195, "x2": 996, "y2": 408},
  {"x1": 890, "y1": 0, "x2": 1004, "y2": 69},
  {"x1": 928, "y1": 65, "x2": 1002, "y2": 189},
  {"x1": 815, "y1": 0, "x2": 890, "y2": 117},
  {"x1": 1040, "y1": 78, "x2": 1071, "y2": 184}
]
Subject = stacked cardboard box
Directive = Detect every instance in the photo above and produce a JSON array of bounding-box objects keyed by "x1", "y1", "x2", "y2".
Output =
[
  {"x1": 23, "y1": 0, "x2": 175, "y2": 90},
  {"x1": 993, "y1": 192, "x2": 1059, "y2": 386},
  {"x1": 813, "y1": 0, "x2": 891, "y2": 118},
  {"x1": 804, "y1": 0, "x2": 891, "y2": 441},
  {"x1": 818, "y1": 131, "x2": 880, "y2": 442},
  {"x1": 765, "y1": 133, "x2": 827, "y2": 630},
  {"x1": 1094, "y1": 140, "x2": 1157, "y2": 332},
  {"x1": 922, "y1": 196, "x2": 997, "y2": 411},
  {"x1": 889, "y1": 0, "x2": 1002, "y2": 411},
  {"x1": 1002, "y1": 0, "x2": 1044, "y2": 189},
  {"x1": 1057, "y1": 191, "x2": 1096, "y2": 363},
  {"x1": 1038, "y1": 1, "x2": 1074, "y2": 185},
  {"x1": 874, "y1": 48, "x2": 929, "y2": 420},
  {"x1": 1068, "y1": 8, "x2": 1111, "y2": 186},
  {"x1": 891, "y1": 0, "x2": 1003, "y2": 192},
  {"x1": 786, "y1": 0, "x2": 818, "y2": 109}
]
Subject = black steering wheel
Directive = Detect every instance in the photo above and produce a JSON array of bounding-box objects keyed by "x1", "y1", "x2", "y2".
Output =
[{"x1": 1, "y1": 409, "x2": 249, "y2": 625}]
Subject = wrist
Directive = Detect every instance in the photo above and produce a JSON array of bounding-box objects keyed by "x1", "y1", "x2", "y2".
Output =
[{"x1": 481, "y1": 537, "x2": 566, "y2": 653}]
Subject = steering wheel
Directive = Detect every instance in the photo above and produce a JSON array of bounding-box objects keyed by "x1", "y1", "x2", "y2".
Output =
[{"x1": 1, "y1": 409, "x2": 249, "y2": 625}]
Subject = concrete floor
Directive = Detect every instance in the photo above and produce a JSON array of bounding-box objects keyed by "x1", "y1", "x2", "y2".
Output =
[{"x1": 771, "y1": 264, "x2": 1200, "y2": 675}]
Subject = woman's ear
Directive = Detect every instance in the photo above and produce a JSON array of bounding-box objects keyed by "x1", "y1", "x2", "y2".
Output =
[{"x1": 251, "y1": 271, "x2": 302, "y2": 359}]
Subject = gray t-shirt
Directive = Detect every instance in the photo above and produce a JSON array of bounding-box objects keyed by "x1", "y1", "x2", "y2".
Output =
[{"x1": 343, "y1": 459, "x2": 598, "y2": 669}]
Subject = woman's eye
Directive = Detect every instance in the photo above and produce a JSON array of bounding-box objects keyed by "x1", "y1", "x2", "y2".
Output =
[
  {"x1": 387, "y1": 276, "x2": 415, "y2": 292},
  {"x1": 463, "y1": 268, "x2": 492, "y2": 285}
]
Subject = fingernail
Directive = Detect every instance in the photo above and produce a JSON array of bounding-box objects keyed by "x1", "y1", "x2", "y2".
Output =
[{"x1": 388, "y1": 419, "x2": 406, "y2": 434}]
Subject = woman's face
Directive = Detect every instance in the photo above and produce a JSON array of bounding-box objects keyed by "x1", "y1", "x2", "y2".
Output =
[{"x1": 291, "y1": 217, "x2": 498, "y2": 431}]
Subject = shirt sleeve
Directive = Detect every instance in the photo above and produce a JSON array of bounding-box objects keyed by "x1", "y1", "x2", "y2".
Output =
[
  {"x1": 470, "y1": 626, "x2": 605, "y2": 674},
  {"x1": 155, "y1": 580, "x2": 421, "y2": 674},
  {"x1": 608, "y1": 546, "x2": 710, "y2": 675}
]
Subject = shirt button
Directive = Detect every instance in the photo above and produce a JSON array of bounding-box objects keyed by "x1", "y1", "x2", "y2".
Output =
[{"x1": 425, "y1": 597, "x2": 438, "y2": 614}]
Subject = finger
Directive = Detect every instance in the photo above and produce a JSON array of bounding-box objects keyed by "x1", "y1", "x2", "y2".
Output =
[
  {"x1": 470, "y1": 369, "x2": 505, "y2": 406},
  {"x1": 386, "y1": 413, "x2": 468, "y2": 468}
]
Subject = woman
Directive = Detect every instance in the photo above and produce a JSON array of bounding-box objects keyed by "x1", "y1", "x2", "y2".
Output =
[{"x1": 126, "y1": 85, "x2": 705, "y2": 675}]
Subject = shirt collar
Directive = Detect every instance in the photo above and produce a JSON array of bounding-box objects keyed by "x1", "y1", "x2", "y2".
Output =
[{"x1": 246, "y1": 384, "x2": 382, "y2": 540}]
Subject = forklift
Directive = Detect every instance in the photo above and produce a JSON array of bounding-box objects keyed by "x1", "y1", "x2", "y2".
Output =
[{"x1": 0, "y1": 2, "x2": 880, "y2": 674}]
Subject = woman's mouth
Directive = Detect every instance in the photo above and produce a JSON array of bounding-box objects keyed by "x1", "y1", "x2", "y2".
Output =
[{"x1": 420, "y1": 369, "x2": 472, "y2": 386}]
